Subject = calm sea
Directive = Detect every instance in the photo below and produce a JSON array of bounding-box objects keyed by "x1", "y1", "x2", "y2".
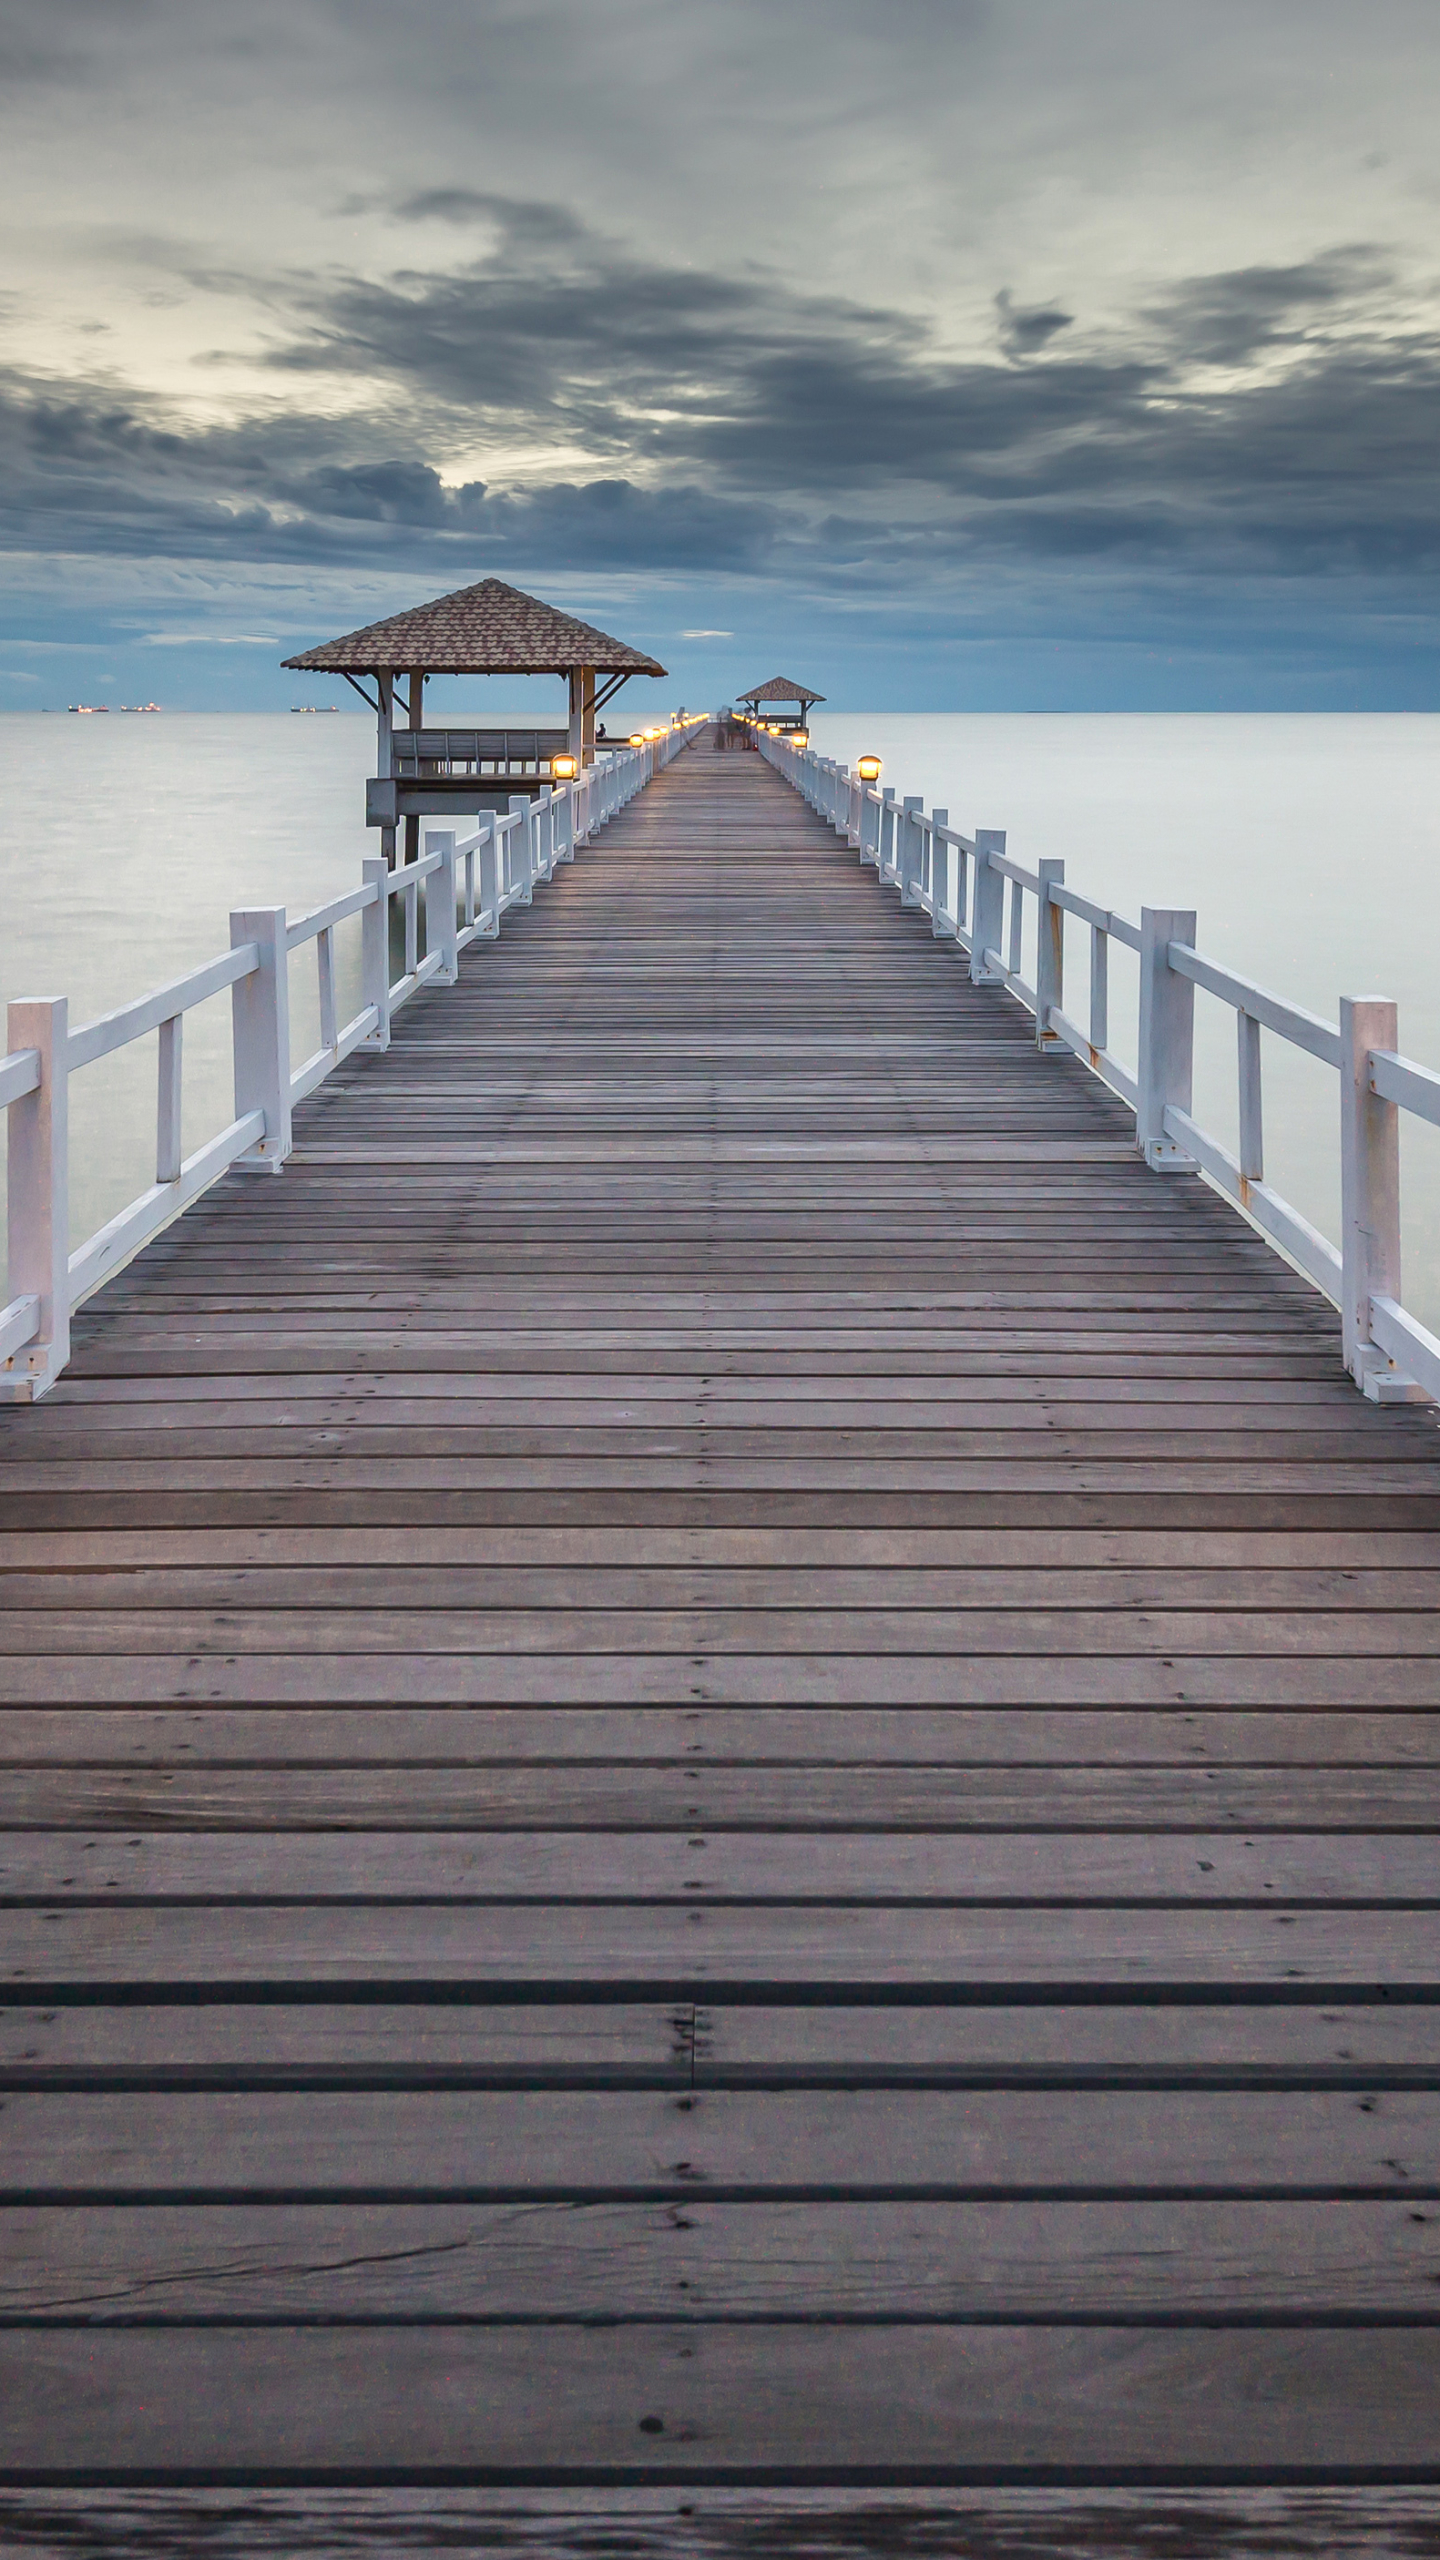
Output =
[{"x1": 4, "y1": 711, "x2": 1440, "y2": 1326}]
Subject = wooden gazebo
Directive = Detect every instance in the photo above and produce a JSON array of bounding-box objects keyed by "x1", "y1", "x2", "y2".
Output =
[
  {"x1": 737, "y1": 674, "x2": 825, "y2": 732},
  {"x1": 283, "y1": 577, "x2": 666, "y2": 861}
]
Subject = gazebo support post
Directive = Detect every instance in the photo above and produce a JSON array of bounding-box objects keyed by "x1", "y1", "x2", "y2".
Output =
[
  {"x1": 403, "y1": 669, "x2": 424, "y2": 868},
  {"x1": 377, "y1": 675, "x2": 397, "y2": 871},
  {"x1": 569, "y1": 666, "x2": 597, "y2": 768}
]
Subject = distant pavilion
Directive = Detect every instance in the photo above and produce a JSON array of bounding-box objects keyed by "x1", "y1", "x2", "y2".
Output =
[
  {"x1": 283, "y1": 576, "x2": 667, "y2": 863},
  {"x1": 737, "y1": 675, "x2": 825, "y2": 733}
]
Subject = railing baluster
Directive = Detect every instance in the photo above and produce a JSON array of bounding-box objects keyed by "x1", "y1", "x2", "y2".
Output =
[
  {"x1": 361, "y1": 859, "x2": 391, "y2": 1049},
  {"x1": 424, "y1": 831, "x2": 459, "y2": 983},
  {"x1": 1137, "y1": 908, "x2": 1197, "y2": 1171},
  {"x1": 900, "y1": 797, "x2": 924, "y2": 906},
  {"x1": 1090, "y1": 926, "x2": 1109, "y2": 1054},
  {"x1": 2, "y1": 997, "x2": 68, "y2": 1401},
  {"x1": 229, "y1": 907, "x2": 292, "y2": 1174},
  {"x1": 1007, "y1": 879, "x2": 1024, "y2": 977},
  {"x1": 316, "y1": 927, "x2": 338, "y2": 1054},
  {"x1": 156, "y1": 1013, "x2": 183, "y2": 1182},
  {"x1": 509, "y1": 795, "x2": 534, "y2": 903},
  {"x1": 1237, "y1": 1010, "x2": 1263, "y2": 1189},
  {"x1": 1035, "y1": 857, "x2": 1064, "y2": 1046},
  {"x1": 931, "y1": 811, "x2": 953, "y2": 938},
  {"x1": 970, "y1": 832, "x2": 1006, "y2": 986},
  {"x1": 1340, "y1": 994, "x2": 1417, "y2": 1399}
]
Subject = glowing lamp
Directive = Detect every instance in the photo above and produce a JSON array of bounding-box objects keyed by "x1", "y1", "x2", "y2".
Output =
[
  {"x1": 856, "y1": 753, "x2": 882, "y2": 783},
  {"x1": 628, "y1": 732, "x2": 645, "y2": 747},
  {"x1": 551, "y1": 752, "x2": 578, "y2": 781},
  {"x1": 792, "y1": 729, "x2": 809, "y2": 749}
]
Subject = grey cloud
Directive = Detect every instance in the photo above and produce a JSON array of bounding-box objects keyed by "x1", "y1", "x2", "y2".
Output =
[
  {"x1": 394, "y1": 190, "x2": 588, "y2": 251},
  {"x1": 995, "y1": 291, "x2": 1075, "y2": 358},
  {"x1": 1150, "y1": 249, "x2": 1394, "y2": 366}
]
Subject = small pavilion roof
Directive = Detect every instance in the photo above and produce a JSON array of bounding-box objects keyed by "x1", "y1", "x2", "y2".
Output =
[
  {"x1": 283, "y1": 577, "x2": 666, "y2": 676},
  {"x1": 737, "y1": 675, "x2": 826, "y2": 707}
]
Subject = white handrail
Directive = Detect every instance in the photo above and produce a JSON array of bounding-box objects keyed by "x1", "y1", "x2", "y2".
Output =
[
  {"x1": 1, "y1": 719, "x2": 703, "y2": 1401},
  {"x1": 756, "y1": 718, "x2": 1440, "y2": 1408}
]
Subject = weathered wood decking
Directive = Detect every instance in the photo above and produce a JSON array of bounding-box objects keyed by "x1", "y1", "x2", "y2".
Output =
[{"x1": 3, "y1": 737, "x2": 1440, "y2": 2547}]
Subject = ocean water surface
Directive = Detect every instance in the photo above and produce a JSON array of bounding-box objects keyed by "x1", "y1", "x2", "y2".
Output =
[{"x1": 3, "y1": 711, "x2": 1440, "y2": 1328}]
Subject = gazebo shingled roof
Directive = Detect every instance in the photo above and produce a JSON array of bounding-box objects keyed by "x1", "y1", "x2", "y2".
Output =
[
  {"x1": 737, "y1": 675, "x2": 826, "y2": 707},
  {"x1": 283, "y1": 577, "x2": 666, "y2": 677}
]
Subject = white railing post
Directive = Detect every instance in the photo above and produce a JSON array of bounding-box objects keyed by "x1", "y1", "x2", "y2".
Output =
[
  {"x1": 970, "y1": 831, "x2": 1006, "y2": 985},
  {"x1": 1, "y1": 998, "x2": 68, "y2": 1401},
  {"x1": 930, "y1": 811, "x2": 954, "y2": 938},
  {"x1": 361, "y1": 859, "x2": 392, "y2": 1047},
  {"x1": 556, "y1": 785, "x2": 575, "y2": 861},
  {"x1": 537, "y1": 787, "x2": 555, "y2": 878},
  {"x1": 1035, "y1": 857, "x2": 1064, "y2": 1045},
  {"x1": 156, "y1": 1013, "x2": 184, "y2": 1182},
  {"x1": 424, "y1": 830, "x2": 459, "y2": 983},
  {"x1": 1090, "y1": 926, "x2": 1109, "y2": 1053},
  {"x1": 1137, "y1": 908, "x2": 1197, "y2": 1170},
  {"x1": 878, "y1": 790, "x2": 897, "y2": 880},
  {"x1": 509, "y1": 796, "x2": 534, "y2": 904},
  {"x1": 1340, "y1": 995, "x2": 1418, "y2": 1399},
  {"x1": 229, "y1": 907, "x2": 291, "y2": 1172},
  {"x1": 899, "y1": 798, "x2": 924, "y2": 905},
  {"x1": 861, "y1": 790, "x2": 880, "y2": 868},
  {"x1": 476, "y1": 820, "x2": 501, "y2": 937}
]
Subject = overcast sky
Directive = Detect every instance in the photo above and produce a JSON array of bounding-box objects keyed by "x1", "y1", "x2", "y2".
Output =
[{"x1": 4, "y1": 0, "x2": 1440, "y2": 710}]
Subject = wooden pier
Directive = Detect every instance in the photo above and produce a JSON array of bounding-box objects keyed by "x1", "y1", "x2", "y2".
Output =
[{"x1": 3, "y1": 737, "x2": 1440, "y2": 2545}]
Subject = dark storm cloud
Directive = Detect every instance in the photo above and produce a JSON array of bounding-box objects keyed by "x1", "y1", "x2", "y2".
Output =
[
  {"x1": 1150, "y1": 248, "x2": 1393, "y2": 367},
  {"x1": 0, "y1": 367, "x2": 780, "y2": 576},
  {"x1": 4, "y1": 204, "x2": 1439, "y2": 607},
  {"x1": 995, "y1": 292, "x2": 1076, "y2": 359}
]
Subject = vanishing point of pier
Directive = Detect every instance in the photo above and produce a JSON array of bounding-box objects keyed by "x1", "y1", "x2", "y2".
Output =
[{"x1": 2, "y1": 705, "x2": 1440, "y2": 2536}]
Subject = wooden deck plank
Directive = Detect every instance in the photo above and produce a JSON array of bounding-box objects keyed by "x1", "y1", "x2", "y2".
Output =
[
  {"x1": 8, "y1": 1903, "x2": 1438, "y2": 1987},
  {"x1": 7, "y1": 2200, "x2": 1440, "y2": 2318},
  {"x1": 4, "y1": 2086, "x2": 1435, "y2": 2191},
  {"x1": 3, "y1": 1707, "x2": 1438, "y2": 1764},
  {"x1": 5, "y1": 1828, "x2": 1436, "y2": 1900},
  {"x1": 4, "y1": 2327, "x2": 1440, "y2": 2480},
  {"x1": 2, "y1": 1765, "x2": 1433, "y2": 1825}
]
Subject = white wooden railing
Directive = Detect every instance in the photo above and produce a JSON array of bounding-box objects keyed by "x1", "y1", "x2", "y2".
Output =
[
  {"x1": 0, "y1": 722, "x2": 700, "y2": 1401},
  {"x1": 758, "y1": 722, "x2": 1440, "y2": 1410}
]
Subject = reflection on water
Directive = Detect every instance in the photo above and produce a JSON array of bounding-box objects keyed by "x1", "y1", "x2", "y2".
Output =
[{"x1": 4, "y1": 711, "x2": 1440, "y2": 1326}]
